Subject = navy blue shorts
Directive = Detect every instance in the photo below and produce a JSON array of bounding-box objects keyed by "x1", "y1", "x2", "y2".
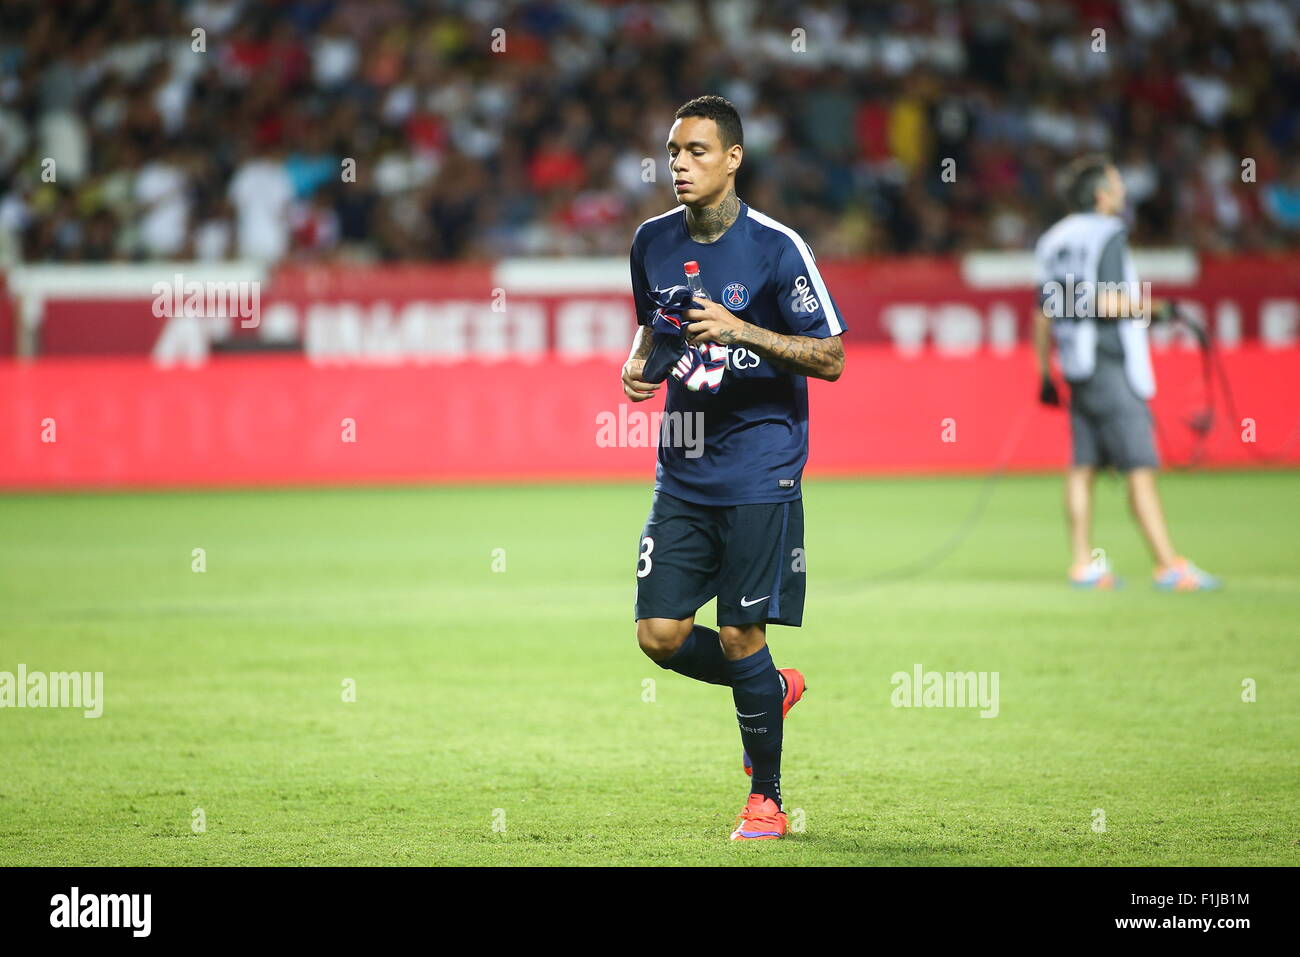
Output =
[{"x1": 634, "y1": 490, "x2": 806, "y2": 627}]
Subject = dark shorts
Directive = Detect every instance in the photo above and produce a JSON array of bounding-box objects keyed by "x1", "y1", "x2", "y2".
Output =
[
  {"x1": 634, "y1": 490, "x2": 806, "y2": 627},
  {"x1": 1067, "y1": 356, "x2": 1160, "y2": 472}
]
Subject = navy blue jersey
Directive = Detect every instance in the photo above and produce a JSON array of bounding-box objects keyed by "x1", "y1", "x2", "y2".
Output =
[{"x1": 629, "y1": 201, "x2": 846, "y2": 506}]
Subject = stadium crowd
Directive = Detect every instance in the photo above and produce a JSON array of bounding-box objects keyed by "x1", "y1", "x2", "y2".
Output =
[{"x1": 1, "y1": 0, "x2": 1299, "y2": 265}]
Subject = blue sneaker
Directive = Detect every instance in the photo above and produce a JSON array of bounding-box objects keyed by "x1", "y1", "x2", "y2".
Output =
[
  {"x1": 1070, "y1": 562, "x2": 1122, "y2": 590},
  {"x1": 1154, "y1": 558, "x2": 1221, "y2": 591}
]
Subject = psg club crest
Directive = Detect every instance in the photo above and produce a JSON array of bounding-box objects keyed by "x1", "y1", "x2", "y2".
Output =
[{"x1": 722, "y1": 282, "x2": 750, "y2": 310}]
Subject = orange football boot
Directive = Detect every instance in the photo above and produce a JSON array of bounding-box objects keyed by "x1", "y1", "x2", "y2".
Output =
[{"x1": 730, "y1": 793, "x2": 788, "y2": 841}]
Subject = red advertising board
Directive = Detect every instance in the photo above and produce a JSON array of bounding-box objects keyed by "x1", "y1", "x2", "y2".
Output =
[
  {"x1": 1, "y1": 345, "x2": 1296, "y2": 490},
  {"x1": 13, "y1": 254, "x2": 1300, "y2": 364}
]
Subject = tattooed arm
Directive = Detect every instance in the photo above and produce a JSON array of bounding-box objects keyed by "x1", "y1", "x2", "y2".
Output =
[
  {"x1": 735, "y1": 322, "x2": 845, "y2": 381},
  {"x1": 683, "y1": 300, "x2": 845, "y2": 382},
  {"x1": 621, "y1": 324, "x2": 661, "y2": 401}
]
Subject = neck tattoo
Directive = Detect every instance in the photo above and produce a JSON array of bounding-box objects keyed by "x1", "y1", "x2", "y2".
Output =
[{"x1": 686, "y1": 189, "x2": 740, "y2": 243}]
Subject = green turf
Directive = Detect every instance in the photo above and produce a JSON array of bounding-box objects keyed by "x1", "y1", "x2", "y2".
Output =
[{"x1": 0, "y1": 471, "x2": 1296, "y2": 866}]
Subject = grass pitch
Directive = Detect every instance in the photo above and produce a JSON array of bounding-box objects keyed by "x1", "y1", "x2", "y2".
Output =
[{"x1": 1, "y1": 471, "x2": 1296, "y2": 866}]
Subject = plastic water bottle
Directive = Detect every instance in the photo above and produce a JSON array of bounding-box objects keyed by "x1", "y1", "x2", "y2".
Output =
[
  {"x1": 684, "y1": 261, "x2": 709, "y2": 301},
  {"x1": 682, "y1": 260, "x2": 729, "y2": 385}
]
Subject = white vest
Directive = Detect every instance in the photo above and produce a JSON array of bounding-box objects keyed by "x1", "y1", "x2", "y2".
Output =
[{"x1": 1034, "y1": 212, "x2": 1156, "y2": 399}]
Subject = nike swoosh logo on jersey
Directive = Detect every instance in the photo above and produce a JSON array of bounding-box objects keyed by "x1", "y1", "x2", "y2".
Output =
[{"x1": 739, "y1": 595, "x2": 769, "y2": 607}]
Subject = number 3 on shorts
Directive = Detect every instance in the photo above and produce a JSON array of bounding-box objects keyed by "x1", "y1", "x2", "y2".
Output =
[{"x1": 637, "y1": 535, "x2": 654, "y2": 578}]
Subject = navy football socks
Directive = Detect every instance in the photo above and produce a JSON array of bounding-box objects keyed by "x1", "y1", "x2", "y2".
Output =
[
  {"x1": 657, "y1": 629, "x2": 786, "y2": 807},
  {"x1": 728, "y1": 645, "x2": 784, "y2": 807},
  {"x1": 657, "y1": 625, "x2": 731, "y2": 686}
]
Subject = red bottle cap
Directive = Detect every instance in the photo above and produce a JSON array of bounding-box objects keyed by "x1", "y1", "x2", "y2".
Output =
[{"x1": 683, "y1": 261, "x2": 700, "y2": 275}]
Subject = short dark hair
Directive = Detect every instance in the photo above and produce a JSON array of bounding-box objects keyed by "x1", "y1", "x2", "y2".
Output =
[
  {"x1": 674, "y1": 95, "x2": 744, "y2": 150},
  {"x1": 1062, "y1": 154, "x2": 1113, "y2": 212}
]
